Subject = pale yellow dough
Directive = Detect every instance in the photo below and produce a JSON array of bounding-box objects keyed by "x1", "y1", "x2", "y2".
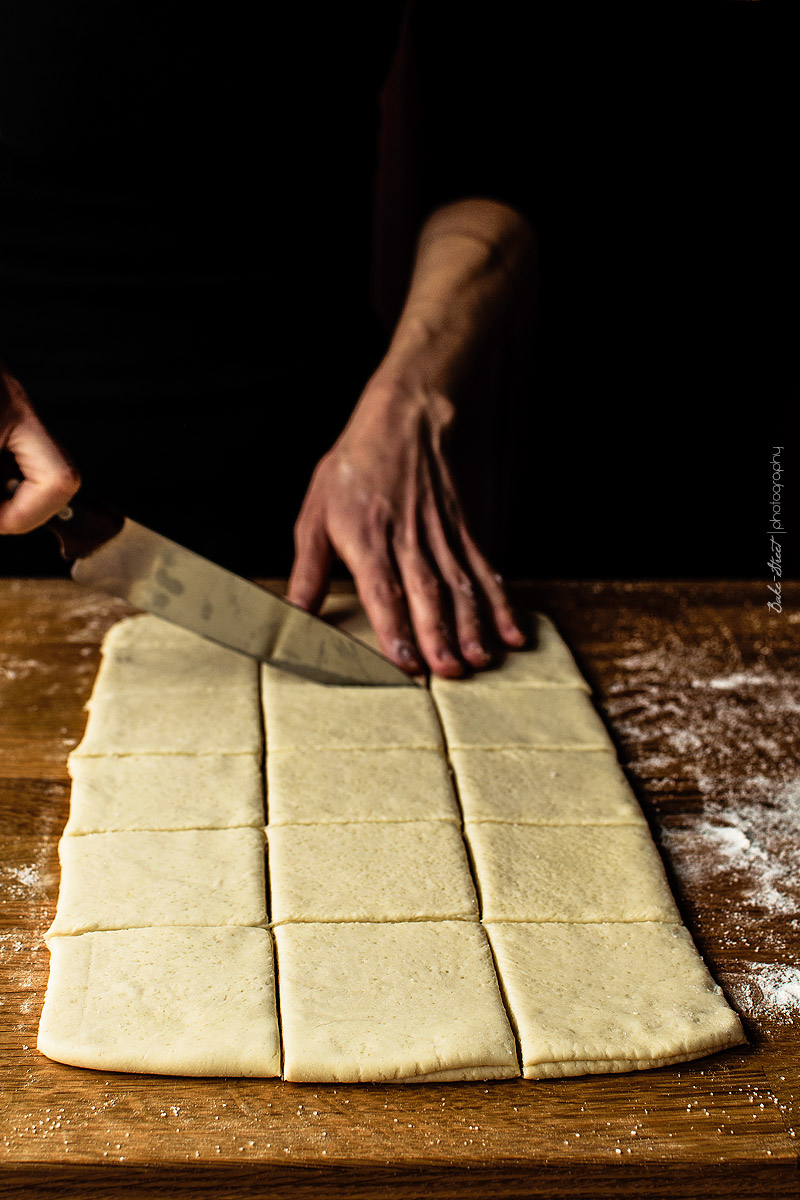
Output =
[
  {"x1": 485, "y1": 922, "x2": 745, "y2": 1077},
  {"x1": 46, "y1": 828, "x2": 267, "y2": 938},
  {"x1": 450, "y1": 748, "x2": 646, "y2": 825},
  {"x1": 431, "y1": 612, "x2": 589, "y2": 690},
  {"x1": 464, "y1": 823, "x2": 680, "y2": 922},
  {"x1": 64, "y1": 754, "x2": 264, "y2": 834},
  {"x1": 71, "y1": 686, "x2": 262, "y2": 757},
  {"x1": 434, "y1": 686, "x2": 612, "y2": 750},
  {"x1": 38, "y1": 605, "x2": 746, "y2": 1083},
  {"x1": 99, "y1": 613, "x2": 226, "y2": 654},
  {"x1": 262, "y1": 671, "x2": 442, "y2": 750},
  {"x1": 38, "y1": 927, "x2": 281, "y2": 1076},
  {"x1": 92, "y1": 640, "x2": 257, "y2": 694},
  {"x1": 268, "y1": 821, "x2": 478, "y2": 923},
  {"x1": 275, "y1": 921, "x2": 519, "y2": 1082},
  {"x1": 267, "y1": 748, "x2": 458, "y2": 824}
]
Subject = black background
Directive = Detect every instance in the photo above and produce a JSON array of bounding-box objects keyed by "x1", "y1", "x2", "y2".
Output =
[{"x1": 0, "y1": 4, "x2": 793, "y2": 582}]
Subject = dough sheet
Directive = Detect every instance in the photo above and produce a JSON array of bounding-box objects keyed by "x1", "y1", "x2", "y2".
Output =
[
  {"x1": 38, "y1": 927, "x2": 281, "y2": 1076},
  {"x1": 71, "y1": 686, "x2": 262, "y2": 757},
  {"x1": 450, "y1": 748, "x2": 646, "y2": 825},
  {"x1": 64, "y1": 753, "x2": 264, "y2": 834},
  {"x1": 464, "y1": 822, "x2": 680, "y2": 922},
  {"x1": 268, "y1": 820, "x2": 478, "y2": 924},
  {"x1": 485, "y1": 922, "x2": 746, "y2": 1078},
  {"x1": 261, "y1": 671, "x2": 442, "y2": 750},
  {"x1": 267, "y1": 748, "x2": 458, "y2": 824},
  {"x1": 46, "y1": 828, "x2": 267, "y2": 938},
  {"x1": 434, "y1": 686, "x2": 612, "y2": 750},
  {"x1": 92, "y1": 640, "x2": 258, "y2": 694},
  {"x1": 275, "y1": 921, "x2": 519, "y2": 1082},
  {"x1": 431, "y1": 613, "x2": 589, "y2": 690},
  {"x1": 38, "y1": 606, "x2": 744, "y2": 1083}
]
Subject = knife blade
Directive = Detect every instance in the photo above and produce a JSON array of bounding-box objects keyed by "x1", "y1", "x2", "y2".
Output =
[{"x1": 47, "y1": 493, "x2": 416, "y2": 687}]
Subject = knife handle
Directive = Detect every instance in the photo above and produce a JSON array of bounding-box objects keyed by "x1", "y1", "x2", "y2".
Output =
[
  {"x1": 0, "y1": 453, "x2": 124, "y2": 561},
  {"x1": 44, "y1": 490, "x2": 125, "y2": 561}
]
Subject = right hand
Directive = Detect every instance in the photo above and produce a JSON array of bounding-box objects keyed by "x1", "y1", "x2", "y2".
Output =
[{"x1": 0, "y1": 365, "x2": 80, "y2": 535}]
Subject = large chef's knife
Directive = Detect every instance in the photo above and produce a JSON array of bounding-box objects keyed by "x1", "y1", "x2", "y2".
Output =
[{"x1": 41, "y1": 490, "x2": 416, "y2": 687}]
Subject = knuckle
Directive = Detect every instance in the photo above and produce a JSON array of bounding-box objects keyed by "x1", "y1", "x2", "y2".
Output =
[
  {"x1": 449, "y1": 568, "x2": 476, "y2": 604},
  {"x1": 414, "y1": 571, "x2": 442, "y2": 602},
  {"x1": 369, "y1": 574, "x2": 405, "y2": 609}
]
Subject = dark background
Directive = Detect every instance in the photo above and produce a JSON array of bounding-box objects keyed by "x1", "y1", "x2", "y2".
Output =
[{"x1": 0, "y1": 4, "x2": 793, "y2": 582}]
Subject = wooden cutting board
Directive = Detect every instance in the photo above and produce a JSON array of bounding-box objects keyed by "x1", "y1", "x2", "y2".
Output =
[{"x1": 1, "y1": 579, "x2": 797, "y2": 1198}]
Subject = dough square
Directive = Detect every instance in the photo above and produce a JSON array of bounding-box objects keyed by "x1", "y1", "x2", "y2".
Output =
[
  {"x1": 38, "y1": 927, "x2": 281, "y2": 1076},
  {"x1": 268, "y1": 821, "x2": 478, "y2": 923},
  {"x1": 433, "y1": 687, "x2": 612, "y2": 750},
  {"x1": 46, "y1": 827, "x2": 267, "y2": 938},
  {"x1": 71, "y1": 686, "x2": 262, "y2": 756},
  {"x1": 100, "y1": 614, "x2": 225, "y2": 655},
  {"x1": 64, "y1": 754, "x2": 264, "y2": 834},
  {"x1": 266, "y1": 748, "x2": 458, "y2": 824},
  {"x1": 319, "y1": 593, "x2": 382, "y2": 653},
  {"x1": 92, "y1": 640, "x2": 258, "y2": 695},
  {"x1": 450, "y1": 748, "x2": 646, "y2": 825},
  {"x1": 262, "y1": 671, "x2": 442, "y2": 750},
  {"x1": 431, "y1": 612, "x2": 589, "y2": 690},
  {"x1": 465, "y1": 823, "x2": 680, "y2": 922},
  {"x1": 275, "y1": 921, "x2": 519, "y2": 1082},
  {"x1": 485, "y1": 922, "x2": 746, "y2": 1078}
]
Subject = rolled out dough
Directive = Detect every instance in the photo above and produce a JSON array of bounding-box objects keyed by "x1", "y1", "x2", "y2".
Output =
[
  {"x1": 431, "y1": 613, "x2": 589, "y2": 690},
  {"x1": 38, "y1": 927, "x2": 281, "y2": 1076},
  {"x1": 64, "y1": 754, "x2": 264, "y2": 834},
  {"x1": 275, "y1": 921, "x2": 519, "y2": 1082},
  {"x1": 262, "y1": 672, "x2": 442, "y2": 750},
  {"x1": 434, "y1": 686, "x2": 612, "y2": 750},
  {"x1": 46, "y1": 827, "x2": 267, "y2": 938},
  {"x1": 38, "y1": 605, "x2": 745, "y2": 1084},
  {"x1": 92, "y1": 641, "x2": 258, "y2": 694},
  {"x1": 450, "y1": 748, "x2": 646, "y2": 825},
  {"x1": 464, "y1": 823, "x2": 680, "y2": 922},
  {"x1": 71, "y1": 686, "x2": 262, "y2": 757},
  {"x1": 267, "y1": 748, "x2": 458, "y2": 824},
  {"x1": 485, "y1": 922, "x2": 746, "y2": 1078},
  {"x1": 268, "y1": 821, "x2": 478, "y2": 923}
]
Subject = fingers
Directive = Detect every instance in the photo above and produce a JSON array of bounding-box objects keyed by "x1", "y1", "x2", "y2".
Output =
[
  {"x1": 288, "y1": 508, "x2": 333, "y2": 614},
  {"x1": 419, "y1": 498, "x2": 492, "y2": 670},
  {"x1": 347, "y1": 544, "x2": 423, "y2": 675},
  {"x1": 391, "y1": 539, "x2": 464, "y2": 677},
  {"x1": 459, "y1": 524, "x2": 526, "y2": 648},
  {"x1": 0, "y1": 410, "x2": 80, "y2": 535}
]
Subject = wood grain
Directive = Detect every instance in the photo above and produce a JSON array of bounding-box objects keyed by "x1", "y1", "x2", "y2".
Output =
[{"x1": 1, "y1": 579, "x2": 797, "y2": 1198}]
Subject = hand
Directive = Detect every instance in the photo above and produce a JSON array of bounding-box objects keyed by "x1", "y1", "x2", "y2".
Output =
[
  {"x1": 0, "y1": 366, "x2": 80, "y2": 534},
  {"x1": 288, "y1": 380, "x2": 525, "y2": 676}
]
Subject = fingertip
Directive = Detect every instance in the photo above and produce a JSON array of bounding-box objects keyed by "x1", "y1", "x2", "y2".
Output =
[
  {"x1": 501, "y1": 623, "x2": 527, "y2": 648},
  {"x1": 392, "y1": 640, "x2": 423, "y2": 675},
  {"x1": 463, "y1": 640, "x2": 491, "y2": 669},
  {"x1": 429, "y1": 650, "x2": 465, "y2": 679}
]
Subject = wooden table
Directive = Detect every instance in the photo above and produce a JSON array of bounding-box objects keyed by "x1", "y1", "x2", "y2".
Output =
[{"x1": 1, "y1": 580, "x2": 797, "y2": 1198}]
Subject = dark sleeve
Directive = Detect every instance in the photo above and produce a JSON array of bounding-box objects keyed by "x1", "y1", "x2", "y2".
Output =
[{"x1": 408, "y1": 0, "x2": 534, "y2": 224}]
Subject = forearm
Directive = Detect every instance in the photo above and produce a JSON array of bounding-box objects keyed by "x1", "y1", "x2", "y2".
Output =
[{"x1": 369, "y1": 197, "x2": 536, "y2": 408}]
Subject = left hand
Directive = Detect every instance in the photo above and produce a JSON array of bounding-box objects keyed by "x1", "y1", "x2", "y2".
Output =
[{"x1": 287, "y1": 379, "x2": 525, "y2": 677}]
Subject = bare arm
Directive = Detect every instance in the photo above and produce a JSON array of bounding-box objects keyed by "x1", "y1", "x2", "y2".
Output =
[{"x1": 288, "y1": 197, "x2": 536, "y2": 676}]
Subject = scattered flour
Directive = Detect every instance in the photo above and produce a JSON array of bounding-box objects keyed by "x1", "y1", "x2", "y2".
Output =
[
  {"x1": 724, "y1": 962, "x2": 800, "y2": 1024},
  {"x1": 603, "y1": 621, "x2": 799, "y2": 1018}
]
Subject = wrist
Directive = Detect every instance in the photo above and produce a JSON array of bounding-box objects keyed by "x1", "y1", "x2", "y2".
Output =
[{"x1": 359, "y1": 366, "x2": 456, "y2": 433}]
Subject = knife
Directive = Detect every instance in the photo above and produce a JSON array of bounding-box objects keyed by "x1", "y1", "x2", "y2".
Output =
[{"x1": 38, "y1": 488, "x2": 416, "y2": 687}]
